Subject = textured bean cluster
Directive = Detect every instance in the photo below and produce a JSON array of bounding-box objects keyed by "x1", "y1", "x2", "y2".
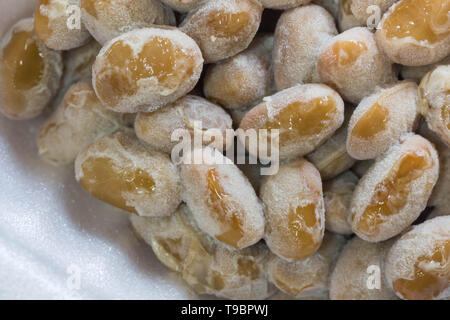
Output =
[{"x1": 0, "y1": 0, "x2": 449, "y2": 300}]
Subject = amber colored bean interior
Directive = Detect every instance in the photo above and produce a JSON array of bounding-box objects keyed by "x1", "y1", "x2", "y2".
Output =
[
  {"x1": 206, "y1": 10, "x2": 250, "y2": 38},
  {"x1": 286, "y1": 203, "x2": 318, "y2": 259},
  {"x1": 3, "y1": 30, "x2": 44, "y2": 91},
  {"x1": 34, "y1": 0, "x2": 52, "y2": 41},
  {"x1": 331, "y1": 40, "x2": 368, "y2": 66},
  {"x1": 96, "y1": 36, "x2": 194, "y2": 106},
  {"x1": 393, "y1": 240, "x2": 450, "y2": 300},
  {"x1": 383, "y1": 0, "x2": 450, "y2": 43},
  {"x1": 352, "y1": 103, "x2": 390, "y2": 139},
  {"x1": 79, "y1": 157, "x2": 156, "y2": 213},
  {"x1": 1, "y1": 29, "x2": 44, "y2": 115},
  {"x1": 82, "y1": 0, "x2": 112, "y2": 18},
  {"x1": 206, "y1": 168, "x2": 245, "y2": 248},
  {"x1": 357, "y1": 147, "x2": 433, "y2": 235},
  {"x1": 265, "y1": 96, "x2": 337, "y2": 145}
]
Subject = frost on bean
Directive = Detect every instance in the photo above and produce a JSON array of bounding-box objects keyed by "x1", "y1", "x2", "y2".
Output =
[
  {"x1": 92, "y1": 28, "x2": 203, "y2": 113},
  {"x1": 358, "y1": 151, "x2": 431, "y2": 231},
  {"x1": 50, "y1": 40, "x2": 102, "y2": 107},
  {"x1": 0, "y1": 18, "x2": 62, "y2": 120},
  {"x1": 419, "y1": 65, "x2": 450, "y2": 147},
  {"x1": 266, "y1": 97, "x2": 336, "y2": 137},
  {"x1": 267, "y1": 232, "x2": 346, "y2": 299},
  {"x1": 328, "y1": 40, "x2": 369, "y2": 66},
  {"x1": 3, "y1": 30, "x2": 43, "y2": 93},
  {"x1": 347, "y1": 81, "x2": 420, "y2": 160},
  {"x1": 353, "y1": 104, "x2": 389, "y2": 139},
  {"x1": 418, "y1": 123, "x2": 450, "y2": 219},
  {"x1": 306, "y1": 108, "x2": 356, "y2": 180},
  {"x1": 350, "y1": 134, "x2": 439, "y2": 242},
  {"x1": 35, "y1": 0, "x2": 91, "y2": 50},
  {"x1": 130, "y1": 205, "x2": 275, "y2": 299},
  {"x1": 375, "y1": 0, "x2": 450, "y2": 66},
  {"x1": 135, "y1": 95, "x2": 233, "y2": 154},
  {"x1": 38, "y1": 81, "x2": 125, "y2": 166},
  {"x1": 180, "y1": 0, "x2": 263, "y2": 63},
  {"x1": 204, "y1": 34, "x2": 273, "y2": 110},
  {"x1": 273, "y1": 4, "x2": 337, "y2": 90},
  {"x1": 206, "y1": 168, "x2": 244, "y2": 246},
  {"x1": 323, "y1": 171, "x2": 358, "y2": 235},
  {"x1": 318, "y1": 27, "x2": 396, "y2": 104},
  {"x1": 383, "y1": 0, "x2": 449, "y2": 43},
  {"x1": 179, "y1": 148, "x2": 265, "y2": 249},
  {"x1": 239, "y1": 84, "x2": 344, "y2": 161},
  {"x1": 349, "y1": 0, "x2": 398, "y2": 24},
  {"x1": 261, "y1": 158, "x2": 325, "y2": 261},
  {"x1": 81, "y1": 0, "x2": 175, "y2": 44},
  {"x1": 330, "y1": 237, "x2": 398, "y2": 299},
  {"x1": 385, "y1": 216, "x2": 450, "y2": 300},
  {"x1": 338, "y1": 0, "x2": 364, "y2": 32},
  {"x1": 75, "y1": 129, "x2": 181, "y2": 217}
]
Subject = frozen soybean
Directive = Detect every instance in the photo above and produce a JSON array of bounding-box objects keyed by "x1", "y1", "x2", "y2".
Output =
[
  {"x1": 179, "y1": 148, "x2": 265, "y2": 250},
  {"x1": 92, "y1": 27, "x2": 203, "y2": 113},
  {"x1": 180, "y1": 0, "x2": 263, "y2": 63},
  {"x1": 350, "y1": 134, "x2": 439, "y2": 242},
  {"x1": 0, "y1": 18, "x2": 62, "y2": 120},
  {"x1": 75, "y1": 129, "x2": 182, "y2": 217},
  {"x1": 261, "y1": 158, "x2": 325, "y2": 261}
]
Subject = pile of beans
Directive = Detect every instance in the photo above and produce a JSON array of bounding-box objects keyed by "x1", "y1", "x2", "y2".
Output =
[{"x1": 0, "y1": 0, "x2": 448, "y2": 300}]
